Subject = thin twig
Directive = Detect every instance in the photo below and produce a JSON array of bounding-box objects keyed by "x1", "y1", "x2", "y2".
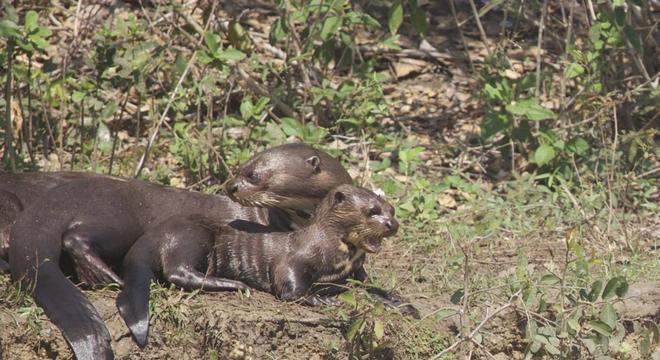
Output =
[
  {"x1": 534, "y1": 0, "x2": 549, "y2": 132},
  {"x1": 559, "y1": 181, "x2": 602, "y2": 237},
  {"x1": 449, "y1": 0, "x2": 475, "y2": 73},
  {"x1": 431, "y1": 291, "x2": 520, "y2": 360},
  {"x1": 585, "y1": 0, "x2": 597, "y2": 22},
  {"x1": 134, "y1": 3, "x2": 217, "y2": 177},
  {"x1": 3, "y1": 38, "x2": 17, "y2": 172},
  {"x1": 25, "y1": 57, "x2": 36, "y2": 169},
  {"x1": 559, "y1": 0, "x2": 576, "y2": 125},
  {"x1": 606, "y1": 0, "x2": 655, "y2": 86},
  {"x1": 282, "y1": 0, "x2": 314, "y2": 122},
  {"x1": 466, "y1": 0, "x2": 491, "y2": 56}
]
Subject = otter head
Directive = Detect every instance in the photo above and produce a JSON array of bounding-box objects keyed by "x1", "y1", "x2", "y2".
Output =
[
  {"x1": 317, "y1": 184, "x2": 399, "y2": 253},
  {"x1": 225, "y1": 143, "x2": 352, "y2": 215}
]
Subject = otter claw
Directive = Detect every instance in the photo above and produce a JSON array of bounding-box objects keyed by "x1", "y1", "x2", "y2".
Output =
[{"x1": 366, "y1": 287, "x2": 421, "y2": 319}]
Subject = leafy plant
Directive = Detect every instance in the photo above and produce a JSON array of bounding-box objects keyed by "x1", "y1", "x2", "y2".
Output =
[{"x1": 339, "y1": 290, "x2": 392, "y2": 358}]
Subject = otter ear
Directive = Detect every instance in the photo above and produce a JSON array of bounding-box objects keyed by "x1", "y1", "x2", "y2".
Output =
[
  {"x1": 306, "y1": 156, "x2": 321, "y2": 173},
  {"x1": 333, "y1": 191, "x2": 345, "y2": 205}
]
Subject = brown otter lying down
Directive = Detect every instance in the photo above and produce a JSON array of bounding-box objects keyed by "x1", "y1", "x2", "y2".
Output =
[
  {"x1": 0, "y1": 172, "x2": 95, "y2": 271},
  {"x1": 117, "y1": 185, "x2": 404, "y2": 347},
  {"x1": 6, "y1": 143, "x2": 352, "y2": 360}
]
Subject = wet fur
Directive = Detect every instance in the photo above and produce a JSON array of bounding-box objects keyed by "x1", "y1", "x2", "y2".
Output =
[
  {"x1": 117, "y1": 185, "x2": 399, "y2": 347},
  {"x1": 4, "y1": 143, "x2": 352, "y2": 360}
]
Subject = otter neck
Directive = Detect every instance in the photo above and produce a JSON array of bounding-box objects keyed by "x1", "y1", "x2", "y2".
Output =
[
  {"x1": 280, "y1": 207, "x2": 314, "y2": 230},
  {"x1": 291, "y1": 219, "x2": 352, "y2": 250}
]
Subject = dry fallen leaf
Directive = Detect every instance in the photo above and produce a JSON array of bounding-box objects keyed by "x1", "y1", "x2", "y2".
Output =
[
  {"x1": 393, "y1": 61, "x2": 426, "y2": 79},
  {"x1": 437, "y1": 193, "x2": 458, "y2": 209},
  {"x1": 504, "y1": 69, "x2": 521, "y2": 80}
]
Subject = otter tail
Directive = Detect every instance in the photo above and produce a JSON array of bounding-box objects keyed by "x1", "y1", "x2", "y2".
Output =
[
  {"x1": 116, "y1": 257, "x2": 155, "y2": 348},
  {"x1": 31, "y1": 261, "x2": 114, "y2": 360}
]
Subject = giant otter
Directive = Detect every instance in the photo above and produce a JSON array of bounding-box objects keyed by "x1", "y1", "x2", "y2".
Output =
[
  {"x1": 7, "y1": 143, "x2": 352, "y2": 360},
  {"x1": 117, "y1": 185, "x2": 399, "y2": 347},
  {"x1": 0, "y1": 172, "x2": 92, "y2": 270}
]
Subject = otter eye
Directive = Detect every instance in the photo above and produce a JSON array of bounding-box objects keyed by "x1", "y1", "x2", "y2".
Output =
[
  {"x1": 245, "y1": 170, "x2": 259, "y2": 183},
  {"x1": 367, "y1": 206, "x2": 381, "y2": 217}
]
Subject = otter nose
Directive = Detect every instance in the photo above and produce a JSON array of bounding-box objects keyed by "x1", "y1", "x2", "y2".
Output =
[
  {"x1": 386, "y1": 218, "x2": 399, "y2": 232},
  {"x1": 226, "y1": 182, "x2": 239, "y2": 195}
]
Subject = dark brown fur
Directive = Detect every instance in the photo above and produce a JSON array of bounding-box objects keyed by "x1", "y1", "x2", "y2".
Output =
[
  {"x1": 4, "y1": 143, "x2": 351, "y2": 360},
  {"x1": 117, "y1": 185, "x2": 399, "y2": 347},
  {"x1": 0, "y1": 172, "x2": 87, "y2": 269},
  {"x1": 226, "y1": 143, "x2": 352, "y2": 223}
]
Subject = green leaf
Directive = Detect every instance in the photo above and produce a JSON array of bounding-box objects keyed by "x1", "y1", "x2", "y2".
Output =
[
  {"x1": 600, "y1": 303, "x2": 617, "y2": 329},
  {"x1": 347, "y1": 12, "x2": 380, "y2": 28},
  {"x1": 320, "y1": 16, "x2": 342, "y2": 41},
  {"x1": 388, "y1": 0, "x2": 403, "y2": 35},
  {"x1": 346, "y1": 318, "x2": 364, "y2": 341},
  {"x1": 505, "y1": 99, "x2": 534, "y2": 116},
  {"x1": 240, "y1": 100, "x2": 253, "y2": 120},
  {"x1": 533, "y1": 144, "x2": 556, "y2": 166},
  {"x1": 203, "y1": 31, "x2": 220, "y2": 53},
  {"x1": 545, "y1": 342, "x2": 561, "y2": 355},
  {"x1": 35, "y1": 26, "x2": 52, "y2": 38},
  {"x1": 338, "y1": 291, "x2": 357, "y2": 307},
  {"x1": 588, "y1": 280, "x2": 603, "y2": 302},
  {"x1": 228, "y1": 20, "x2": 250, "y2": 53},
  {"x1": 566, "y1": 137, "x2": 589, "y2": 155},
  {"x1": 269, "y1": 18, "x2": 288, "y2": 44},
  {"x1": 410, "y1": 4, "x2": 428, "y2": 35},
  {"x1": 540, "y1": 274, "x2": 561, "y2": 285},
  {"x1": 565, "y1": 63, "x2": 585, "y2": 79},
  {"x1": 538, "y1": 127, "x2": 559, "y2": 144},
  {"x1": 280, "y1": 117, "x2": 303, "y2": 137},
  {"x1": 25, "y1": 11, "x2": 39, "y2": 32},
  {"x1": 382, "y1": 35, "x2": 401, "y2": 50},
  {"x1": 72, "y1": 91, "x2": 87, "y2": 103},
  {"x1": 581, "y1": 336, "x2": 598, "y2": 353},
  {"x1": 435, "y1": 308, "x2": 458, "y2": 321},
  {"x1": 481, "y1": 112, "x2": 509, "y2": 139},
  {"x1": 506, "y1": 99, "x2": 555, "y2": 121},
  {"x1": 0, "y1": 20, "x2": 21, "y2": 37},
  {"x1": 602, "y1": 276, "x2": 628, "y2": 300},
  {"x1": 100, "y1": 100, "x2": 118, "y2": 120},
  {"x1": 526, "y1": 103, "x2": 555, "y2": 121},
  {"x1": 373, "y1": 319, "x2": 384, "y2": 340},
  {"x1": 567, "y1": 318, "x2": 581, "y2": 332},
  {"x1": 483, "y1": 83, "x2": 502, "y2": 102},
  {"x1": 640, "y1": 329, "x2": 650, "y2": 355},
  {"x1": 216, "y1": 48, "x2": 246, "y2": 61},
  {"x1": 588, "y1": 320, "x2": 613, "y2": 336},
  {"x1": 615, "y1": 279, "x2": 629, "y2": 298},
  {"x1": 29, "y1": 35, "x2": 49, "y2": 51},
  {"x1": 197, "y1": 50, "x2": 214, "y2": 65},
  {"x1": 450, "y1": 288, "x2": 464, "y2": 305}
]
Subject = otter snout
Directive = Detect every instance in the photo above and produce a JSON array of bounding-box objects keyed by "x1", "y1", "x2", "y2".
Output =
[
  {"x1": 385, "y1": 218, "x2": 399, "y2": 233},
  {"x1": 225, "y1": 181, "x2": 239, "y2": 196}
]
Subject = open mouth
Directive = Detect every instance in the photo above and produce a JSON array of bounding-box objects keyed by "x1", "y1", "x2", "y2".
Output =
[{"x1": 362, "y1": 237, "x2": 382, "y2": 253}]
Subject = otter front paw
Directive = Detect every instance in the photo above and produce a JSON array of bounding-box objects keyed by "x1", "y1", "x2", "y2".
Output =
[{"x1": 366, "y1": 287, "x2": 421, "y2": 319}]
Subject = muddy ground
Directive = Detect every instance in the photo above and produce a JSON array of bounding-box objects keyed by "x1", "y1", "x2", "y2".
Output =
[
  {"x1": 0, "y1": 239, "x2": 442, "y2": 359},
  {"x1": 1, "y1": 235, "x2": 658, "y2": 359}
]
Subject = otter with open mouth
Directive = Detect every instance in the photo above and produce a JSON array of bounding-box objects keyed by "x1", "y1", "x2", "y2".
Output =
[
  {"x1": 117, "y1": 185, "x2": 403, "y2": 347},
  {"x1": 5, "y1": 143, "x2": 354, "y2": 360}
]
